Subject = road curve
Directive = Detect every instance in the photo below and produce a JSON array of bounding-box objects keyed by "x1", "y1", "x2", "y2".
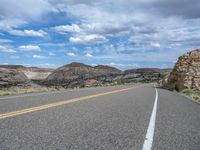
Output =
[{"x1": 0, "y1": 84, "x2": 199, "y2": 150}]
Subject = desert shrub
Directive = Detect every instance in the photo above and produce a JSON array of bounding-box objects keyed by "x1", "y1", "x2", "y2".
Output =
[{"x1": 181, "y1": 88, "x2": 194, "y2": 96}]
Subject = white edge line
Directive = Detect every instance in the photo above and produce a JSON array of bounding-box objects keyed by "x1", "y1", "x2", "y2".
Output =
[{"x1": 142, "y1": 87, "x2": 158, "y2": 150}]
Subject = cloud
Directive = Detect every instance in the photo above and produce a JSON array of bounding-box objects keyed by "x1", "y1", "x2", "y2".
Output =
[
  {"x1": 151, "y1": 42, "x2": 160, "y2": 48},
  {"x1": 66, "y1": 52, "x2": 76, "y2": 57},
  {"x1": 19, "y1": 45, "x2": 41, "y2": 52},
  {"x1": 0, "y1": 45, "x2": 16, "y2": 53},
  {"x1": 33, "y1": 55, "x2": 47, "y2": 59},
  {"x1": 109, "y1": 62, "x2": 140, "y2": 70},
  {"x1": 9, "y1": 29, "x2": 47, "y2": 37},
  {"x1": 52, "y1": 24, "x2": 81, "y2": 33},
  {"x1": 0, "y1": 18, "x2": 27, "y2": 31},
  {"x1": 69, "y1": 34, "x2": 107, "y2": 44},
  {"x1": 0, "y1": 0, "x2": 55, "y2": 20},
  {"x1": 0, "y1": 38, "x2": 13, "y2": 43},
  {"x1": 1, "y1": 0, "x2": 200, "y2": 68},
  {"x1": 0, "y1": 0, "x2": 56, "y2": 34},
  {"x1": 151, "y1": 0, "x2": 200, "y2": 19},
  {"x1": 85, "y1": 53, "x2": 93, "y2": 57}
]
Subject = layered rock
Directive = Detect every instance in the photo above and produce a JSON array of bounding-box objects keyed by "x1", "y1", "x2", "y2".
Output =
[
  {"x1": 0, "y1": 68, "x2": 30, "y2": 88},
  {"x1": 21, "y1": 67, "x2": 53, "y2": 80},
  {"x1": 45, "y1": 62, "x2": 123, "y2": 87},
  {"x1": 94, "y1": 65, "x2": 122, "y2": 75},
  {"x1": 163, "y1": 49, "x2": 200, "y2": 91},
  {"x1": 0, "y1": 65, "x2": 54, "y2": 80}
]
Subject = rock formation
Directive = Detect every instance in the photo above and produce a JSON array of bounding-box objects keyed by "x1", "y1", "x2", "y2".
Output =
[
  {"x1": 0, "y1": 63, "x2": 170, "y2": 89},
  {"x1": 0, "y1": 68, "x2": 30, "y2": 88},
  {"x1": 163, "y1": 49, "x2": 200, "y2": 91},
  {"x1": 45, "y1": 62, "x2": 123, "y2": 88}
]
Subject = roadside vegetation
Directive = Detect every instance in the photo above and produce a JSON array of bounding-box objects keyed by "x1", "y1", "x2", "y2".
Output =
[
  {"x1": 0, "y1": 82, "x2": 141, "y2": 97},
  {"x1": 0, "y1": 86, "x2": 64, "y2": 96},
  {"x1": 162, "y1": 85, "x2": 200, "y2": 104},
  {"x1": 180, "y1": 88, "x2": 200, "y2": 103}
]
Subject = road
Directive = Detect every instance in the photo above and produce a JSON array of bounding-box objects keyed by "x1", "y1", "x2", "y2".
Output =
[{"x1": 0, "y1": 84, "x2": 199, "y2": 150}]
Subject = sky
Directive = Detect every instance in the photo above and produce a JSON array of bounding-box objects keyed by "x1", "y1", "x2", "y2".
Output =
[{"x1": 0, "y1": 0, "x2": 200, "y2": 70}]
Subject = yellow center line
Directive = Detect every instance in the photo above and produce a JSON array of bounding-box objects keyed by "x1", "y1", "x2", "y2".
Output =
[{"x1": 0, "y1": 86, "x2": 137, "y2": 120}]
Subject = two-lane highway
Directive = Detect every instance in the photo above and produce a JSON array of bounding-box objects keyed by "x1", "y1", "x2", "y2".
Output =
[{"x1": 0, "y1": 84, "x2": 199, "y2": 149}]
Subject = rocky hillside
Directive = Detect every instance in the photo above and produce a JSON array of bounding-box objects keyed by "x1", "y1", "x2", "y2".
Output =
[
  {"x1": 94, "y1": 65, "x2": 122, "y2": 75},
  {"x1": 0, "y1": 68, "x2": 30, "y2": 88},
  {"x1": 44, "y1": 62, "x2": 170, "y2": 88},
  {"x1": 163, "y1": 49, "x2": 200, "y2": 91},
  {"x1": 45, "y1": 62, "x2": 123, "y2": 88},
  {"x1": 125, "y1": 68, "x2": 161, "y2": 74},
  {"x1": 0, "y1": 63, "x2": 170, "y2": 89},
  {"x1": 22, "y1": 67, "x2": 53, "y2": 80},
  {"x1": 0, "y1": 65, "x2": 54, "y2": 80}
]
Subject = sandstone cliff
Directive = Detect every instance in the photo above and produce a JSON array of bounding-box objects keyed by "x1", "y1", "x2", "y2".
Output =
[{"x1": 163, "y1": 49, "x2": 200, "y2": 91}]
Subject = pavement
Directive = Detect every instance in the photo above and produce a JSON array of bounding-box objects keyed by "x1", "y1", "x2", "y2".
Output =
[{"x1": 0, "y1": 84, "x2": 199, "y2": 150}]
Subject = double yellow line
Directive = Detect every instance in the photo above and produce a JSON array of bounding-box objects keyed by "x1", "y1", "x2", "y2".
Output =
[{"x1": 0, "y1": 86, "x2": 136, "y2": 120}]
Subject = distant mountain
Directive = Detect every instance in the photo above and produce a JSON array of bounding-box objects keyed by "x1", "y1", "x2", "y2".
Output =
[
  {"x1": 94, "y1": 65, "x2": 122, "y2": 75},
  {"x1": 45, "y1": 62, "x2": 123, "y2": 88},
  {"x1": 0, "y1": 62, "x2": 171, "y2": 89},
  {"x1": 125, "y1": 68, "x2": 161, "y2": 74},
  {"x1": 0, "y1": 65, "x2": 25, "y2": 69}
]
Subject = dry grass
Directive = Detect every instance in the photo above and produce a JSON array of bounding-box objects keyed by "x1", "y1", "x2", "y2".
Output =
[
  {"x1": 0, "y1": 86, "x2": 64, "y2": 96},
  {"x1": 181, "y1": 88, "x2": 200, "y2": 103}
]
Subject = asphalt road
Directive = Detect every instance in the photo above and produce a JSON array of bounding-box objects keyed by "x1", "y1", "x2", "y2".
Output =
[{"x1": 0, "y1": 84, "x2": 199, "y2": 150}]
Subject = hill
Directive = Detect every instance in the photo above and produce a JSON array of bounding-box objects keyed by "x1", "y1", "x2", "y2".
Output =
[{"x1": 45, "y1": 62, "x2": 123, "y2": 88}]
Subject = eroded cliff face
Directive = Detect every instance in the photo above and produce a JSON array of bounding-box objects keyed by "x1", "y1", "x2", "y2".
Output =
[
  {"x1": 164, "y1": 49, "x2": 200, "y2": 91},
  {"x1": 0, "y1": 68, "x2": 30, "y2": 88}
]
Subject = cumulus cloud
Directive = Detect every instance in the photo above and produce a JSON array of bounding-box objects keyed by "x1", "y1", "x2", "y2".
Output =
[
  {"x1": 1, "y1": 0, "x2": 200, "y2": 67},
  {"x1": 85, "y1": 53, "x2": 93, "y2": 57},
  {"x1": 9, "y1": 29, "x2": 47, "y2": 37},
  {"x1": 33, "y1": 55, "x2": 47, "y2": 59},
  {"x1": 0, "y1": 45, "x2": 16, "y2": 53},
  {"x1": 69, "y1": 34, "x2": 107, "y2": 44},
  {"x1": 66, "y1": 52, "x2": 76, "y2": 57},
  {"x1": 19, "y1": 45, "x2": 41, "y2": 52},
  {"x1": 52, "y1": 24, "x2": 81, "y2": 33},
  {"x1": 0, "y1": 18, "x2": 27, "y2": 31}
]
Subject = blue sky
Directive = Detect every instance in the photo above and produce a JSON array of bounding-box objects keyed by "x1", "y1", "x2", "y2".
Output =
[{"x1": 0, "y1": 0, "x2": 200, "y2": 70}]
